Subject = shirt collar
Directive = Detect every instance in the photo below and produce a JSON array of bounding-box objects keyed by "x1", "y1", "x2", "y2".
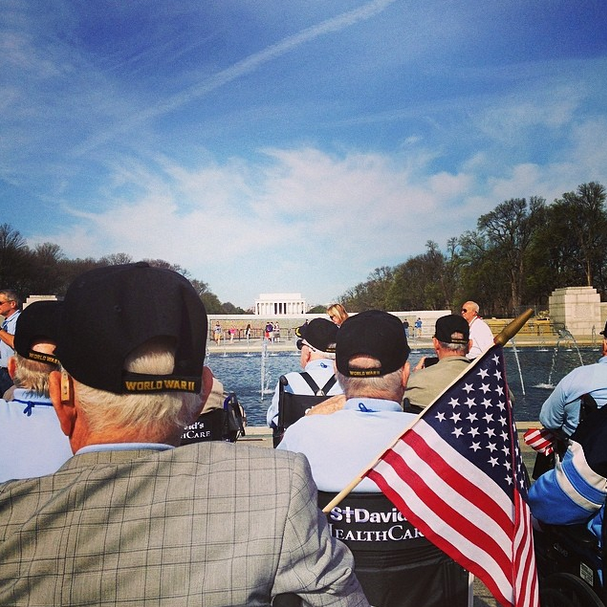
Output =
[
  {"x1": 76, "y1": 443, "x2": 175, "y2": 456},
  {"x1": 344, "y1": 397, "x2": 402, "y2": 412}
]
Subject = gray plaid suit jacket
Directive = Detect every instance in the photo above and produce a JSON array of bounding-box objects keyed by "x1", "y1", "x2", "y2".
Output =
[{"x1": 0, "y1": 442, "x2": 368, "y2": 606}]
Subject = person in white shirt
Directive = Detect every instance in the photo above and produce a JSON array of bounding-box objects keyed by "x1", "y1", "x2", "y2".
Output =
[{"x1": 460, "y1": 300, "x2": 494, "y2": 359}]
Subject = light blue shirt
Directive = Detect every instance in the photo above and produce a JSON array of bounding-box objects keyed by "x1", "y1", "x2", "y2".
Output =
[
  {"x1": 266, "y1": 358, "x2": 343, "y2": 427},
  {"x1": 539, "y1": 356, "x2": 607, "y2": 436},
  {"x1": 76, "y1": 443, "x2": 175, "y2": 455},
  {"x1": 0, "y1": 388, "x2": 72, "y2": 482},
  {"x1": 278, "y1": 398, "x2": 417, "y2": 492},
  {"x1": 0, "y1": 310, "x2": 20, "y2": 368}
]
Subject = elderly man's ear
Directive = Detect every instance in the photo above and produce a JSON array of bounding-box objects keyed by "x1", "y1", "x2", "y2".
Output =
[
  {"x1": 401, "y1": 361, "x2": 410, "y2": 388},
  {"x1": 199, "y1": 366, "x2": 215, "y2": 410},
  {"x1": 7, "y1": 356, "x2": 16, "y2": 379},
  {"x1": 49, "y1": 371, "x2": 76, "y2": 438}
]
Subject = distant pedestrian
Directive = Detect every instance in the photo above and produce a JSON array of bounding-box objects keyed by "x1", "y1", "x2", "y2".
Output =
[
  {"x1": 460, "y1": 301, "x2": 493, "y2": 359},
  {"x1": 0, "y1": 290, "x2": 21, "y2": 395},
  {"x1": 327, "y1": 303, "x2": 349, "y2": 327},
  {"x1": 213, "y1": 322, "x2": 222, "y2": 345}
]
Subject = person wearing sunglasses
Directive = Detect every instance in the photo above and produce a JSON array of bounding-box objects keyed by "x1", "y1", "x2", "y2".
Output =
[
  {"x1": 0, "y1": 289, "x2": 21, "y2": 396},
  {"x1": 460, "y1": 300, "x2": 494, "y2": 359}
]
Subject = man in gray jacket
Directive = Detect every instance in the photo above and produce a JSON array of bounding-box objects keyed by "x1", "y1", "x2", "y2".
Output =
[{"x1": 0, "y1": 262, "x2": 367, "y2": 607}]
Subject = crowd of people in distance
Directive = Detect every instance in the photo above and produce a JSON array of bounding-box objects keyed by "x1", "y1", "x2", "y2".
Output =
[{"x1": 2, "y1": 264, "x2": 607, "y2": 605}]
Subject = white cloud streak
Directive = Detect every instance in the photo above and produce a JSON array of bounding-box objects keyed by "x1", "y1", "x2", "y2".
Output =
[{"x1": 73, "y1": 0, "x2": 398, "y2": 154}]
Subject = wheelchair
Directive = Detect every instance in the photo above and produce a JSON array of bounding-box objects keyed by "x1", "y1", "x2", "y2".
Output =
[
  {"x1": 317, "y1": 490, "x2": 469, "y2": 607},
  {"x1": 532, "y1": 444, "x2": 607, "y2": 606},
  {"x1": 530, "y1": 394, "x2": 607, "y2": 605},
  {"x1": 534, "y1": 515, "x2": 606, "y2": 606}
]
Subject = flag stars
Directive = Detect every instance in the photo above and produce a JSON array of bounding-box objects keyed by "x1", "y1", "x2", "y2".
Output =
[
  {"x1": 488, "y1": 456, "x2": 499, "y2": 467},
  {"x1": 436, "y1": 412, "x2": 446, "y2": 422},
  {"x1": 463, "y1": 383, "x2": 474, "y2": 394},
  {"x1": 450, "y1": 412, "x2": 462, "y2": 423},
  {"x1": 467, "y1": 412, "x2": 478, "y2": 423},
  {"x1": 479, "y1": 383, "x2": 491, "y2": 394},
  {"x1": 487, "y1": 442, "x2": 498, "y2": 452},
  {"x1": 483, "y1": 412, "x2": 494, "y2": 424},
  {"x1": 452, "y1": 427, "x2": 464, "y2": 438},
  {"x1": 481, "y1": 398, "x2": 492, "y2": 408},
  {"x1": 465, "y1": 397, "x2": 476, "y2": 407},
  {"x1": 470, "y1": 442, "x2": 481, "y2": 452},
  {"x1": 478, "y1": 368, "x2": 489, "y2": 379},
  {"x1": 468, "y1": 426, "x2": 480, "y2": 437},
  {"x1": 496, "y1": 385, "x2": 504, "y2": 396},
  {"x1": 448, "y1": 398, "x2": 460, "y2": 409}
]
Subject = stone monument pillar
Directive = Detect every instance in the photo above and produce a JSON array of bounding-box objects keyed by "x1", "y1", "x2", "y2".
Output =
[{"x1": 548, "y1": 286, "x2": 602, "y2": 339}]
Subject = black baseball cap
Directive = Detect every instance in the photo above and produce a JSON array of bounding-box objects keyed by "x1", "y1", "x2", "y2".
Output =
[
  {"x1": 336, "y1": 310, "x2": 410, "y2": 377},
  {"x1": 296, "y1": 318, "x2": 337, "y2": 354},
  {"x1": 434, "y1": 314, "x2": 470, "y2": 345},
  {"x1": 14, "y1": 300, "x2": 60, "y2": 366},
  {"x1": 601, "y1": 321, "x2": 607, "y2": 336},
  {"x1": 55, "y1": 262, "x2": 207, "y2": 394}
]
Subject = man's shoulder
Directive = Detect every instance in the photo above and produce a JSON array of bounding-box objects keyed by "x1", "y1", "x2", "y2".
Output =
[
  {"x1": 412, "y1": 356, "x2": 468, "y2": 377},
  {"x1": 170, "y1": 442, "x2": 307, "y2": 476},
  {"x1": 564, "y1": 359, "x2": 607, "y2": 379}
]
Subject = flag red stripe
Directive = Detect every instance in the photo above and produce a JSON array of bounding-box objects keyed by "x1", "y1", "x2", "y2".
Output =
[
  {"x1": 380, "y1": 436, "x2": 515, "y2": 578},
  {"x1": 400, "y1": 428, "x2": 514, "y2": 534},
  {"x1": 368, "y1": 465, "x2": 513, "y2": 607}
]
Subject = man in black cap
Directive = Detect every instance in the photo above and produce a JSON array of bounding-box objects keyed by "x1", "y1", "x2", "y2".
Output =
[
  {"x1": 0, "y1": 263, "x2": 368, "y2": 607},
  {"x1": 266, "y1": 317, "x2": 342, "y2": 429},
  {"x1": 404, "y1": 314, "x2": 472, "y2": 411},
  {"x1": 278, "y1": 310, "x2": 416, "y2": 493},
  {"x1": 0, "y1": 300, "x2": 71, "y2": 482}
]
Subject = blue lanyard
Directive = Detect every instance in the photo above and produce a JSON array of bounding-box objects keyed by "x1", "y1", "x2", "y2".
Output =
[
  {"x1": 357, "y1": 402, "x2": 377, "y2": 413},
  {"x1": 13, "y1": 398, "x2": 53, "y2": 416}
]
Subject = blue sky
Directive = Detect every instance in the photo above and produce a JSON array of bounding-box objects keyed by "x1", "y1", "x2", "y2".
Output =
[{"x1": 2, "y1": 1, "x2": 607, "y2": 309}]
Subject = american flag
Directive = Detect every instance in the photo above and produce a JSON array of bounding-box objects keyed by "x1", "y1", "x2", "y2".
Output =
[
  {"x1": 523, "y1": 427, "x2": 555, "y2": 455},
  {"x1": 365, "y1": 345, "x2": 539, "y2": 607}
]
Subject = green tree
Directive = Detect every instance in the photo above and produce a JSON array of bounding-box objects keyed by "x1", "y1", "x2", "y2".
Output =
[
  {"x1": 476, "y1": 197, "x2": 545, "y2": 313},
  {"x1": 386, "y1": 241, "x2": 456, "y2": 311},
  {"x1": 555, "y1": 182, "x2": 607, "y2": 288},
  {"x1": 0, "y1": 224, "x2": 32, "y2": 296},
  {"x1": 342, "y1": 266, "x2": 394, "y2": 311}
]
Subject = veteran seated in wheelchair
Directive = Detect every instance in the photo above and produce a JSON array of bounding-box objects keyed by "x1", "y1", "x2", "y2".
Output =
[{"x1": 528, "y1": 394, "x2": 607, "y2": 605}]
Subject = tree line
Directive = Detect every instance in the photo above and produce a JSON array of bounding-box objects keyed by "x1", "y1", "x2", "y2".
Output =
[
  {"x1": 0, "y1": 233, "x2": 244, "y2": 314},
  {"x1": 3, "y1": 181, "x2": 605, "y2": 317},
  {"x1": 338, "y1": 182, "x2": 607, "y2": 317}
]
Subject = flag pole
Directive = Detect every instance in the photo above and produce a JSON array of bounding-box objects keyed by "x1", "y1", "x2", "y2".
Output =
[
  {"x1": 321, "y1": 308, "x2": 535, "y2": 514},
  {"x1": 493, "y1": 308, "x2": 533, "y2": 346}
]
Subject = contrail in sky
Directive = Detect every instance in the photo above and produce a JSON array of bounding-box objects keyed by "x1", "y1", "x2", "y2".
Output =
[{"x1": 74, "y1": 0, "x2": 398, "y2": 155}]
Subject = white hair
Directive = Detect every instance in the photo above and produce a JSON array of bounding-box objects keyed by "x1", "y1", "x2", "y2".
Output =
[
  {"x1": 74, "y1": 338, "x2": 200, "y2": 442},
  {"x1": 337, "y1": 356, "x2": 405, "y2": 401},
  {"x1": 436, "y1": 340, "x2": 469, "y2": 356},
  {"x1": 12, "y1": 354, "x2": 61, "y2": 397}
]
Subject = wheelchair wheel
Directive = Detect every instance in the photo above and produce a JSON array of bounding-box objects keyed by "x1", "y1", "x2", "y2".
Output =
[{"x1": 540, "y1": 573, "x2": 604, "y2": 607}]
